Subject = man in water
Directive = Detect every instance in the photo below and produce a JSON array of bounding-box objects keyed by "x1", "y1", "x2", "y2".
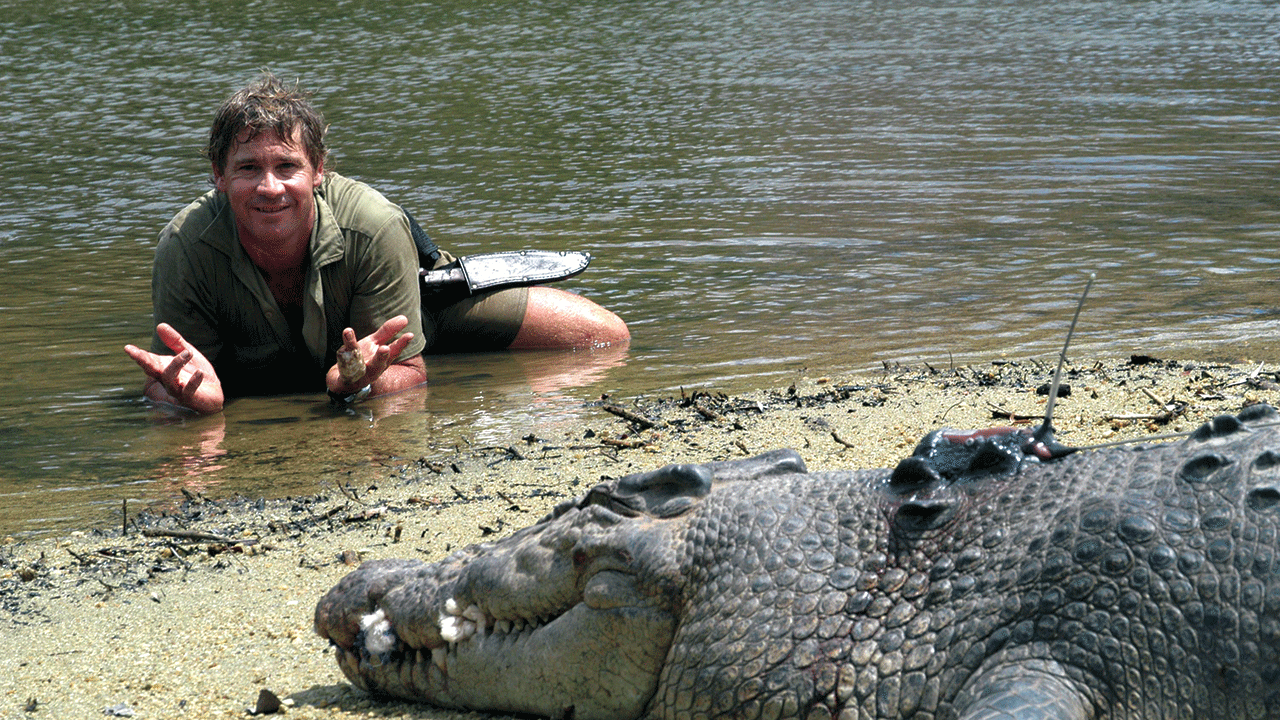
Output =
[{"x1": 124, "y1": 73, "x2": 629, "y2": 414}]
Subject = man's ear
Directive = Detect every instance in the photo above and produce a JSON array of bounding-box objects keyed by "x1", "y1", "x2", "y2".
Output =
[
  {"x1": 313, "y1": 160, "x2": 325, "y2": 187},
  {"x1": 212, "y1": 163, "x2": 227, "y2": 192}
]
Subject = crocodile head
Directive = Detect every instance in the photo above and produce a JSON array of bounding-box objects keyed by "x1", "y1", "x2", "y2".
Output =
[{"x1": 314, "y1": 449, "x2": 809, "y2": 720}]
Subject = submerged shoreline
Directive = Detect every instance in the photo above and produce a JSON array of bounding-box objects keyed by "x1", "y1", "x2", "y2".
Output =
[{"x1": 3, "y1": 355, "x2": 1278, "y2": 719}]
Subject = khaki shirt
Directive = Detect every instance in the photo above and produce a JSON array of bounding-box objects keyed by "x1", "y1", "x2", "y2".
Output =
[{"x1": 150, "y1": 172, "x2": 427, "y2": 396}]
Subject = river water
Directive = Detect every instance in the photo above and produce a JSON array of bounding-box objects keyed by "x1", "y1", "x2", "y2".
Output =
[{"x1": 1, "y1": 0, "x2": 1277, "y2": 536}]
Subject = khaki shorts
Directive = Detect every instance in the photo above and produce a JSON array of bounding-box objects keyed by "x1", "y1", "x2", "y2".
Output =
[
  {"x1": 419, "y1": 250, "x2": 530, "y2": 353},
  {"x1": 421, "y1": 286, "x2": 529, "y2": 354},
  {"x1": 424, "y1": 285, "x2": 529, "y2": 353}
]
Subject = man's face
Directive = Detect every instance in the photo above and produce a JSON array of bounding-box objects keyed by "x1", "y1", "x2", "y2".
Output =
[{"x1": 212, "y1": 126, "x2": 323, "y2": 259}]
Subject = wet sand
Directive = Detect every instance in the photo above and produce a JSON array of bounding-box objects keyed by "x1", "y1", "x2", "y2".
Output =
[{"x1": 3, "y1": 355, "x2": 1278, "y2": 719}]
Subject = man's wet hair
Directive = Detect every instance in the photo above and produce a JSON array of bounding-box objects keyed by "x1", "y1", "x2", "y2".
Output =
[{"x1": 206, "y1": 71, "x2": 328, "y2": 175}]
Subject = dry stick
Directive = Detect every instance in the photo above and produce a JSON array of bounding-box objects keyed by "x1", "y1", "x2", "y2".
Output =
[
  {"x1": 1140, "y1": 387, "x2": 1169, "y2": 409},
  {"x1": 694, "y1": 403, "x2": 724, "y2": 422},
  {"x1": 986, "y1": 403, "x2": 1040, "y2": 422},
  {"x1": 602, "y1": 404, "x2": 659, "y2": 429},
  {"x1": 343, "y1": 507, "x2": 385, "y2": 523},
  {"x1": 336, "y1": 482, "x2": 365, "y2": 505},
  {"x1": 1106, "y1": 413, "x2": 1170, "y2": 421},
  {"x1": 495, "y1": 489, "x2": 521, "y2": 510},
  {"x1": 140, "y1": 528, "x2": 237, "y2": 543},
  {"x1": 831, "y1": 430, "x2": 858, "y2": 449},
  {"x1": 601, "y1": 437, "x2": 648, "y2": 449}
]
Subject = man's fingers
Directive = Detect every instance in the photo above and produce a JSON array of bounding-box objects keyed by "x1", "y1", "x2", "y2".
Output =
[
  {"x1": 181, "y1": 370, "x2": 205, "y2": 399},
  {"x1": 368, "y1": 315, "x2": 409, "y2": 345},
  {"x1": 161, "y1": 350, "x2": 192, "y2": 385},
  {"x1": 387, "y1": 332, "x2": 414, "y2": 358},
  {"x1": 342, "y1": 327, "x2": 359, "y2": 348},
  {"x1": 156, "y1": 323, "x2": 193, "y2": 355},
  {"x1": 125, "y1": 345, "x2": 163, "y2": 378}
]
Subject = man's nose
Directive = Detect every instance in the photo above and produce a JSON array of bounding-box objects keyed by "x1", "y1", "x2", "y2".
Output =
[{"x1": 258, "y1": 170, "x2": 285, "y2": 194}]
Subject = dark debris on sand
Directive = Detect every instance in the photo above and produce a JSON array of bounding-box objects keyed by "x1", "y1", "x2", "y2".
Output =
[{"x1": 4, "y1": 355, "x2": 1278, "y2": 626}]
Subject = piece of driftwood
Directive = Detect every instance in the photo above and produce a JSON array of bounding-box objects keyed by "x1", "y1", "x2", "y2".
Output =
[
  {"x1": 600, "y1": 437, "x2": 649, "y2": 449},
  {"x1": 140, "y1": 529, "x2": 235, "y2": 544},
  {"x1": 602, "y1": 404, "x2": 660, "y2": 430}
]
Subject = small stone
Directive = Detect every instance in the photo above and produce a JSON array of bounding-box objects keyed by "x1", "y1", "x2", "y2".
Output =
[{"x1": 248, "y1": 688, "x2": 282, "y2": 715}]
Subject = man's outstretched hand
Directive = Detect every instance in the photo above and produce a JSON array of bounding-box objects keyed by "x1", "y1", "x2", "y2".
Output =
[
  {"x1": 124, "y1": 324, "x2": 225, "y2": 414},
  {"x1": 326, "y1": 315, "x2": 425, "y2": 397}
]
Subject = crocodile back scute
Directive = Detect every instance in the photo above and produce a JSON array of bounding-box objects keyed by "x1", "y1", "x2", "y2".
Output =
[{"x1": 648, "y1": 418, "x2": 1280, "y2": 720}]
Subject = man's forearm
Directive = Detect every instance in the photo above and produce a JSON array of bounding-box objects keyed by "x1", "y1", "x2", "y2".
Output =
[
  {"x1": 367, "y1": 358, "x2": 428, "y2": 397},
  {"x1": 326, "y1": 355, "x2": 427, "y2": 399}
]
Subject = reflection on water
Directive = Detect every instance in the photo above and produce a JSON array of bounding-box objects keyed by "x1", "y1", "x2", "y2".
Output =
[
  {"x1": 155, "y1": 345, "x2": 630, "y2": 499},
  {"x1": 0, "y1": 0, "x2": 1277, "y2": 535}
]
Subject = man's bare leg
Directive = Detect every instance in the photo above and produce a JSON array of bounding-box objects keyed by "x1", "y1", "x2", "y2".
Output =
[{"x1": 507, "y1": 286, "x2": 630, "y2": 350}]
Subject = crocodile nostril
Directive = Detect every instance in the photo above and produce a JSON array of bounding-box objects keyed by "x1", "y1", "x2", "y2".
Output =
[{"x1": 1247, "y1": 487, "x2": 1280, "y2": 512}]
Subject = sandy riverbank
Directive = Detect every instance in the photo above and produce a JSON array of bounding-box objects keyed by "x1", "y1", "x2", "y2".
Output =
[{"x1": 3, "y1": 355, "x2": 1277, "y2": 719}]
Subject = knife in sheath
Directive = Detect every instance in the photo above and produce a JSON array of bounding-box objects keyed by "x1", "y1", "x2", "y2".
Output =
[{"x1": 419, "y1": 250, "x2": 593, "y2": 295}]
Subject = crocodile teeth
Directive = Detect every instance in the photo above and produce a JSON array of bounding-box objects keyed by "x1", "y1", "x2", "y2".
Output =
[
  {"x1": 432, "y1": 646, "x2": 447, "y2": 672},
  {"x1": 359, "y1": 609, "x2": 397, "y2": 655},
  {"x1": 439, "y1": 613, "x2": 475, "y2": 643},
  {"x1": 463, "y1": 604, "x2": 488, "y2": 635},
  {"x1": 438, "y1": 596, "x2": 555, "y2": 643}
]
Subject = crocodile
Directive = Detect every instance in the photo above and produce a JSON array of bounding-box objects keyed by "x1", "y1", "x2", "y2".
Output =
[{"x1": 314, "y1": 405, "x2": 1280, "y2": 719}]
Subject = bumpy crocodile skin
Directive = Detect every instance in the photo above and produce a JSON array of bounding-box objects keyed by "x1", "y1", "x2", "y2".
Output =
[{"x1": 317, "y1": 409, "x2": 1280, "y2": 720}]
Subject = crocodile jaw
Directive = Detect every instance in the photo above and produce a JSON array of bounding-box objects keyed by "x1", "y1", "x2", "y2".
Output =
[{"x1": 331, "y1": 583, "x2": 675, "y2": 720}]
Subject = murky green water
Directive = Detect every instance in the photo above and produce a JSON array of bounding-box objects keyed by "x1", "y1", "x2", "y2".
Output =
[{"x1": 1, "y1": 0, "x2": 1277, "y2": 536}]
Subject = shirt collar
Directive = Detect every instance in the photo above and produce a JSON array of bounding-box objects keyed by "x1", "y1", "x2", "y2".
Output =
[{"x1": 310, "y1": 175, "x2": 346, "y2": 268}]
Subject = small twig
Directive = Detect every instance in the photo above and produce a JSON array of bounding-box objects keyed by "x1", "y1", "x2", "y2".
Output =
[
  {"x1": 1140, "y1": 387, "x2": 1168, "y2": 408},
  {"x1": 601, "y1": 437, "x2": 648, "y2": 449},
  {"x1": 140, "y1": 529, "x2": 236, "y2": 544},
  {"x1": 495, "y1": 489, "x2": 521, "y2": 511},
  {"x1": 694, "y1": 403, "x2": 724, "y2": 422},
  {"x1": 602, "y1": 404, "x2": 659, "y2": 430},
  {"x1": 343, "y1": 506, "x2": 386, "y2": 523},
  {"x1": 163, "y1": 542, "x2": 194, "y2": 570},
  {"x1": 335, "y1": 482, "x2": 365, "y2": 505},
  {"x1": 831, "y1": 430, "x2": 858, "y2": 449},
  {"x1": 66, "y1": 547, "x2": 92, "y2": 566},
  {"x1": 1106, "y1": 413, "x2": 1167, "y2": 421},
  {"x1": 939, "y1": 399, "x2": 963, "y2": 422},
  {"x1": 986, "y1": 403, "x2": 1040, "y2": 422}
]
